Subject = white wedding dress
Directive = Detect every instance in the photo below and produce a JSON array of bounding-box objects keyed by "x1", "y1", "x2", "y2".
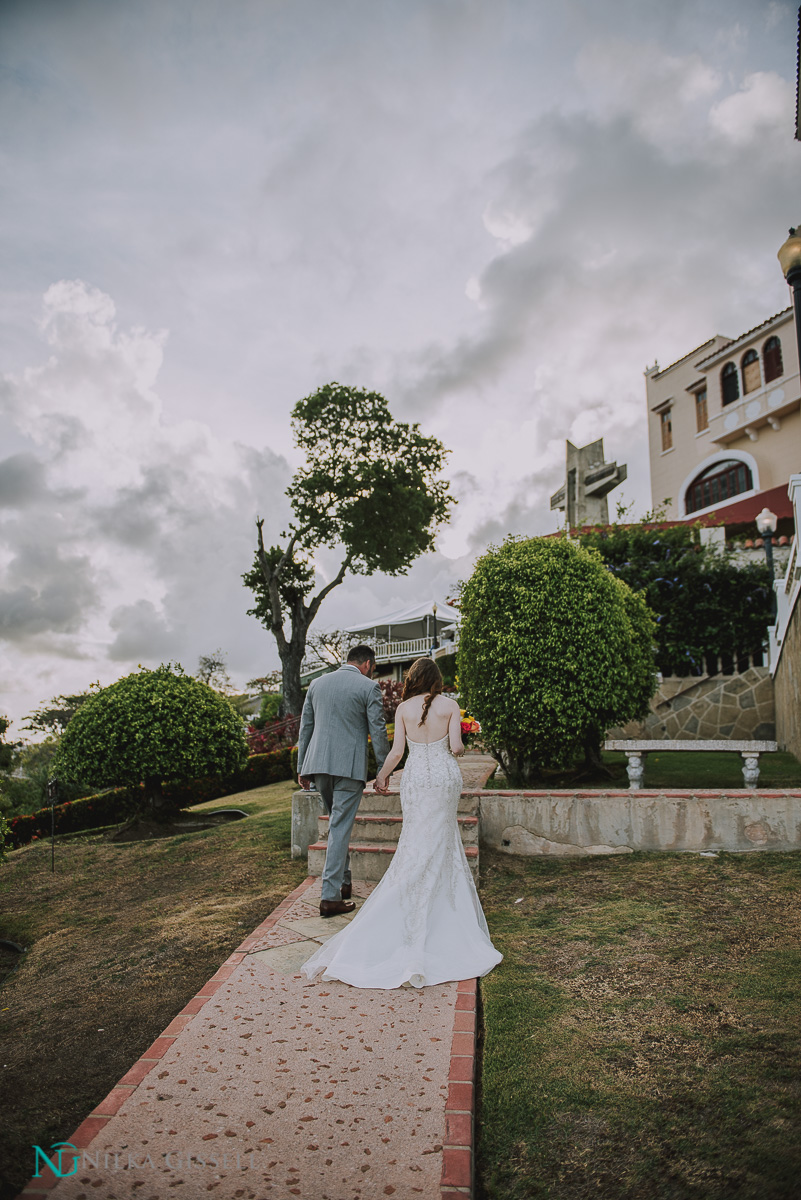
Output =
[{"x1": 300, "y1": 735, "x2": 502, "y2": 989}]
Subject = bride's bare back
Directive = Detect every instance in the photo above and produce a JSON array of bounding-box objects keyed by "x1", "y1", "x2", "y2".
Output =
[
  {"x1": 398, "y1": 693, "x2": 461, "y2": 744},
  {"x1": 375, "y1": 692, "x2": 464, "y2": 791}
]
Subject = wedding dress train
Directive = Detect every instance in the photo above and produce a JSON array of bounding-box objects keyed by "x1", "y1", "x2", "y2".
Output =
[{"x1": 300, "y1": 735, "x2": 502, "y2": 989}]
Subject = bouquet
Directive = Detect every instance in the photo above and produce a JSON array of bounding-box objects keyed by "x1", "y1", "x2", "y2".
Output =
[{"x1": 460, "y1": 712, "x2": 481, "y2": 748}]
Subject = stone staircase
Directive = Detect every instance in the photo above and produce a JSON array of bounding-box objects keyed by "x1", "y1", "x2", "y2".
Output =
[{"x1": 305, "y1": 753, "x2": 496, "y2": 883}]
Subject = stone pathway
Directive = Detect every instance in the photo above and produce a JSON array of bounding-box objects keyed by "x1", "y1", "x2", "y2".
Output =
[{"x1": 21, "y1": 878, "x2": 477, "y2": 1200}]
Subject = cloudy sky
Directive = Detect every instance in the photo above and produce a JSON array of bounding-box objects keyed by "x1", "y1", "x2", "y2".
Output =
[{"x1": 0, "y1": 0, "x2": 798, "y2": 731}]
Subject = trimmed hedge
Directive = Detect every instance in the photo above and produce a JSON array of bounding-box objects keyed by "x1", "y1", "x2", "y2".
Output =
[{"x1": 5, "y1": 747, "x2": 294, "y2": 851}]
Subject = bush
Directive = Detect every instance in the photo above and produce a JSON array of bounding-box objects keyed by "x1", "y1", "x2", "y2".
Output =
[
  {"x1": 458, "y1": 536, "x2": 656, "y2": 785},
  {"x1": 55, "y1": 664, "x2": 248, "y2": 816},
  {"x1": 5, "y1": 748, "x2": 294, "y2": 851},
  {"x1": 579, "y1": 519, "x2": 773, "y2": 675},
  {"x1": 379, "y1": 680, "x2": 404, "y2": 722}
]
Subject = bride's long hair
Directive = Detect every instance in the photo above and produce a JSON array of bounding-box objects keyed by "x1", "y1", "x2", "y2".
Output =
[{"x1": 402, "y1": 657, "x2": 444, "y2": 726}]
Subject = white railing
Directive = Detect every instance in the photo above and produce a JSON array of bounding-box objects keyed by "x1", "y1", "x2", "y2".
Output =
[
  {"x1": 300, "y1": 633, "x2": 459, "y2": 677},
  {"x1": 769, "y1": 474, "x2": 801, "y2": 675}
]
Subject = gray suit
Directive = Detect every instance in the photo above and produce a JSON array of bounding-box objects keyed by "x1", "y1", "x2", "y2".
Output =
[{"x1": 297, "y1": 664, "x2": 390, "y2": 901}]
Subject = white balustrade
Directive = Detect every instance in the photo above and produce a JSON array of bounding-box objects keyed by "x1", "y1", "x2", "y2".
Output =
[{"x1": 769, "y1": 474, "x2": 801, "y2": 675}]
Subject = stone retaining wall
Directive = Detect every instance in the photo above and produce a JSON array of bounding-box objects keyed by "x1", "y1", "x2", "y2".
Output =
[
  {"x1": 478, "y1": 789, "x2": 801, "y2": 856},
  {"x1": 610, "y1": 666, "x2": 775, "y2": 742}
]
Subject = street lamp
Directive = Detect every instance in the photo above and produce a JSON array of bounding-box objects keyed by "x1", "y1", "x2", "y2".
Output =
[
  {"x1": 777, "y1": 225, "x2": 801, "y2": 368},
  {"x1": 756, "y1": 507, "x2": 778, "y2": 620},
  {"x1": 431, "y1": 602, "x2": 439, "y2": 654}
]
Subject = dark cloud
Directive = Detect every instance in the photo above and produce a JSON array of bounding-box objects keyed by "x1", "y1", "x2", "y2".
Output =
[
  {"x1": 0, "y1": 453, "x2": 47, "y2": 507},
  {"x1": 0, "y1": 549, "x2": 97, "y2": 639},
  {"x1": 108, "y1": 599, "x2": 177, "y2": 663}
]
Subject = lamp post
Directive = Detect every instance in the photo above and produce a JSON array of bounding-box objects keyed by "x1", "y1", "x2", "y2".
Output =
[
  {"x1": 777, "y1": 225, "x2": 801, "y2": 369},
  {"x1": 431, "y1": 602, "x2": 439, "y2": 655},
  {"x1": 755, "y1": 507, "x2": 778, "y2": 621}
]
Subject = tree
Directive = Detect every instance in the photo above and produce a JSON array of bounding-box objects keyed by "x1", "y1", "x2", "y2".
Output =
[
  {"x1": 54, "y1": 664, "x2": 248, "y2": 816},
  {"x1": 244, "y1": 383, "x2": 454, "y2": 714},
  {"x1": 0, "y1": 717, "x2": 16, "y2": 774},
  {"x1": 196, "y1": 649, "x2": 234, "y2": 694},
  {"x1": 23, "y1": 689, "x2": 97, "y2": 736},
  {"x1": 457, "y1": 536, "x2": 657, "y2": 785},
  {"x1": 578, "y1": 516, "x2": 773, "y2": 675}
]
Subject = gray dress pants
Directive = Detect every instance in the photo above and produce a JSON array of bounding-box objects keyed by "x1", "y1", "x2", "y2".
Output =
[{"x1": 314, "y1": 774, "x2": 364, "y2": 901}]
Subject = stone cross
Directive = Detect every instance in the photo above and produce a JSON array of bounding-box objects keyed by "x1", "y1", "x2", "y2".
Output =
[{"x1": 549, "y1": 438, "x2": 628, "y2": 528}]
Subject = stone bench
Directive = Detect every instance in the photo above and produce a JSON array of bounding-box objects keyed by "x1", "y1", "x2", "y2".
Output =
[{"x1": 604, "y1": 739, "x2": 779, "y2": 791}]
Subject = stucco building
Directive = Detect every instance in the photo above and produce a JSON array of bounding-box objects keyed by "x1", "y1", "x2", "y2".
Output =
[{"x1": 645, "y1": 307, "x2": 799, "y2": 533}]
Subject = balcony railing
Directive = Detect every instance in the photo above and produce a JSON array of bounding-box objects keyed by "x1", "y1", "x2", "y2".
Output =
[{"x1": 300, "y1": 632, "x2": 459, "y2": 678}]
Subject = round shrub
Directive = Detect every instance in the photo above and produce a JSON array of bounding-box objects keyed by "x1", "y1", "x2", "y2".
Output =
[
  {"x1": 55, "y1": 664, "x2": 249, "y2": 815},
  {"x1": 458, "y1": 536, "x2": 656, "y2": 784}
]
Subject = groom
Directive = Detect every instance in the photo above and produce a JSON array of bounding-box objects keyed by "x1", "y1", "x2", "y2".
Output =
[{"x1": 297, "y1": 645, "x2": 390, "y2": 917}]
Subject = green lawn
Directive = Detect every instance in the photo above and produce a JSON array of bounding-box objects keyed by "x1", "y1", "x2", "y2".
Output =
[
  {"x1": 477, "y1": 849, "x2": 801, "y2": 1200},
  {"x1": 484, "y1": 750, "x2": 801, "y2": 791}
]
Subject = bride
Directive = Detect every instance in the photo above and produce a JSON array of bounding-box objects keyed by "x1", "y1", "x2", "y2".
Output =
[{"x1": 300, "y1": 657, "x2": 502, "y2": 989}]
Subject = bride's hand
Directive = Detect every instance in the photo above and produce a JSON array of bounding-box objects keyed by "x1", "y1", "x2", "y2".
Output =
[{"x1": 374, "y1": 775, "x2": 388, "y2": 794}]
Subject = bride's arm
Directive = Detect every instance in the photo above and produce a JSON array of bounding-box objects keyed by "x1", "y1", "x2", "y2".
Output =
[
  {"x1": 375, "y1": 710, "x2": 407, "y2": 791},
  {"x1": 449, "y1": 701, "x2": 465, "y2": 756}
]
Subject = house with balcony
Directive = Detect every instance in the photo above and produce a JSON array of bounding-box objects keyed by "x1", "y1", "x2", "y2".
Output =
[
  {"x1": 645, "y1": 307, "x2": 799, "y2": 536},
  {"x1": 299, "y1": 599, "x2": 461, "y2": 686}
]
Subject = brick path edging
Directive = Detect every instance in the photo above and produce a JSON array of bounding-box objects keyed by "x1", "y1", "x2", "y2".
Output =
[
  {"x1": 441, "y1": 975, "x2": 478, "y2": 1198},
  {"x1": 17, "y1": 877, "x2": 317, "y2": 1197},
  {"x1": 18, "y1": 875, "x2": 480, "y2": 1199}
]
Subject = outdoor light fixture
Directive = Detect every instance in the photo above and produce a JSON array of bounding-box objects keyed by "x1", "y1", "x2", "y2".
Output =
[
  {"x1": 777, "y1": 225, "x2": 801, "y2": 370},
  {"x1": 755, "y1": 508, "x2": 778, "y2": 537},
  {"x1": 755, "y1": 507, "x2": 778, "y2": 621},
  {"x1": 431, "y1": 602, "x2": 439, "y2": 653}
]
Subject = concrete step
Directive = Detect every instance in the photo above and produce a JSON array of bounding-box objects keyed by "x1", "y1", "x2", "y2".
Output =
[
  {"x1": 317, "y1": 812, "x2": 479, "y2": 846},
  {"x1": 308, "y1": 840, "x2": 479, "y2": 882},
  {"x1": 359, "y1": 789, "x2": 479, "y2": 817}
]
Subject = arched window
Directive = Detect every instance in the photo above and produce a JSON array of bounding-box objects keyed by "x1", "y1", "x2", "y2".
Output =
[
  {"x1": 741, "y1": 348, "x2": 761, "y2": 394},
  {"x1": 721, "y1": 361, "x2": 739, "y2": 406},
  {"x1": 763, "y1": 336, "x2": 783, "y2": 383},
  {"x1": 685, "y1": 459, "x2": 753, "y2": 514}
]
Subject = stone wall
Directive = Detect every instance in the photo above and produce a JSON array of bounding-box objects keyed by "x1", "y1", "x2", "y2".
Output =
[
  {"x1": 774, "y1": 592, "x2": 801, "y2": 761},
  {"x1": 609, "y1": 666, "x2": 775, "y2": 742},
  {"x1": 478, "y1": 790, "x2": 801, "y2": 856}
]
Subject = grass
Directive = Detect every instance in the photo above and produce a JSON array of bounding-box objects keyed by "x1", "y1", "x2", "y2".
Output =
[
  {"x1": 0, "y1": 779, "x2": 305, "y2": 1200},
  {"x1": 3, "y1": 777, "x2": 800, "y2": 1199},
  {"x1": 484, "y1": 749, "x2": 801, "y2": 790},
  {"x1": 477, "y1": 849, "x2": 801, "y2": 1200}
]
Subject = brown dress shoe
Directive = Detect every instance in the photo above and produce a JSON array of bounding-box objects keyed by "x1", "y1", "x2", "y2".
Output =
[
  {"x1": 319, "y1": 899, "x2": 356, "y2": 918},
  {"x1": 340, "y1": 883, "x2": 352, "y2": 900}
]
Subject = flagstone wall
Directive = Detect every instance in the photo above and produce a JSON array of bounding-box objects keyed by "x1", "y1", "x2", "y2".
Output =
[{"x1": 609, "y1": 666, "x2": 775, "y2": 742}]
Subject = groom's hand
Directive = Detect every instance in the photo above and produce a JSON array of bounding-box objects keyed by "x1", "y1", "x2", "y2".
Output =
[{"x1": 298, "y1": 775, "x2": 312, "y2": 791}]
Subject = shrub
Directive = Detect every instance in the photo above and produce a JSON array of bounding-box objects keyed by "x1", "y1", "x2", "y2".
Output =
[
  {"x1": 458, "y1": 536, "x2": 656, "y2": 785},
  {"x1": 379, "y1": 680, "x2": 404, "y2": 722},
  {"x1": 578, "y1": 519, "x2": 773, "y2": 675},
  {"x1": 55, "y1": 664, "x2": 248, "y2": 816}
]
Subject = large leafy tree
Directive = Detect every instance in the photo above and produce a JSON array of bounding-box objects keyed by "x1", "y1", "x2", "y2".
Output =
[
  {"x1": 578, "y1": 517, "x2": 773, "y2": 675},
  {"x1": 55, "y1": 665, "x2": 248, "y2": 816},
  {"x1": 458, "y1": 537, "x2": 657, "y2": 785},
  {"x1": 244, "y1": 383, "x2": 454, "y2": 714}
]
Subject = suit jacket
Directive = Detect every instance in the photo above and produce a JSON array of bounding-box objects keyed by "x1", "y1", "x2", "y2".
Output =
[{"x1": 297, "y1": 664, "x2": 390, "y2": 782}]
